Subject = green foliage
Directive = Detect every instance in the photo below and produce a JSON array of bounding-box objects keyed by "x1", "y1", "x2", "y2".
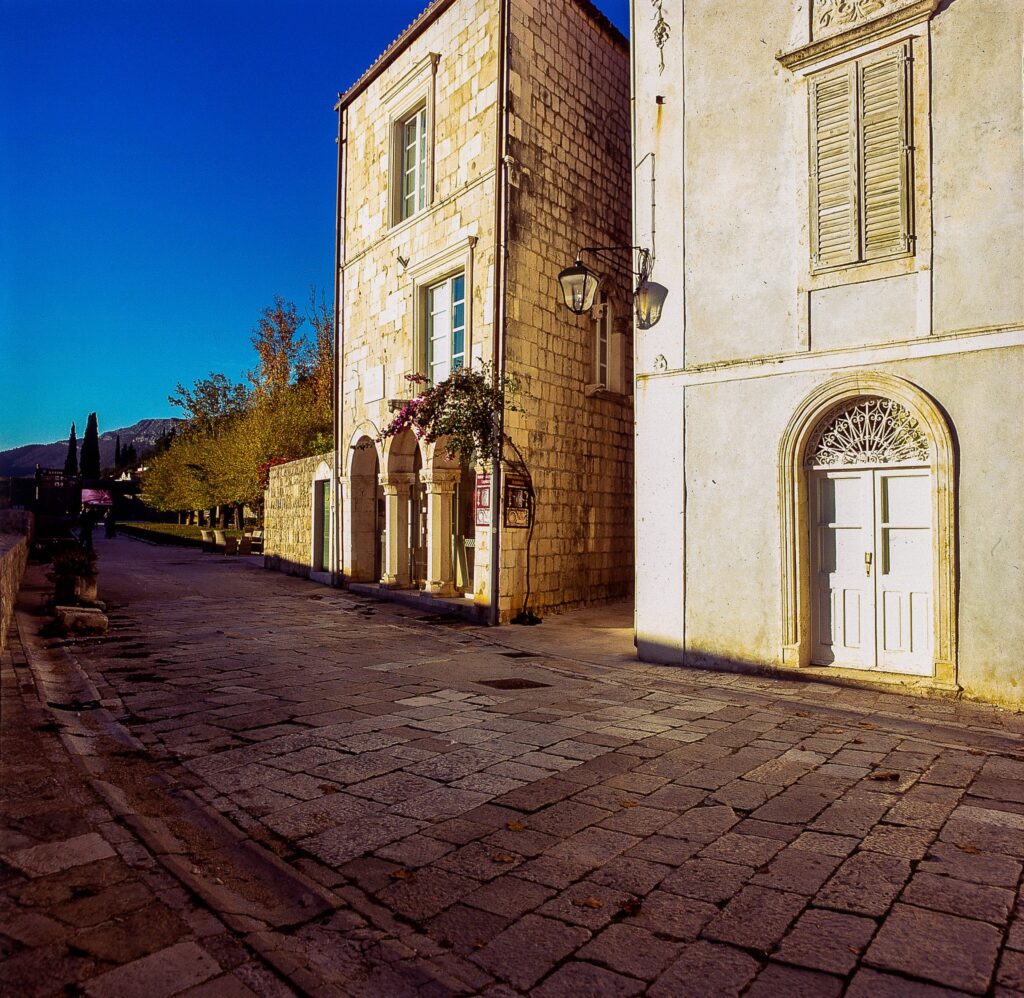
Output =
[
  {"x1": 381, "y1": 364, "x2": 524, "y2": 466},
  {"x1": 142, "y1": 294, "x2": 334, "y2": 517},
  {"x1": 80, "y1": 413, "x2": 100, "y2": 479},
  {"x1": 63, "y1": 422, "x2": 78, "y2": 477}
]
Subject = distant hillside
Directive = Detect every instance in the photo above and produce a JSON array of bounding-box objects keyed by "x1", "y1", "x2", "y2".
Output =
[{"x1": 0, "y1": 418, "x2": 182, "y2": 477}]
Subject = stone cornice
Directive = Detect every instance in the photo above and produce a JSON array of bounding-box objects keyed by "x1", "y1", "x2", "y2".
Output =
[{"x1": 778, "y1": 0, "x2": 939, "y2": 71}]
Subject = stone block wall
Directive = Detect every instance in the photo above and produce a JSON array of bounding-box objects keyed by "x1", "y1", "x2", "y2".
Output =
[
  {"x1": 501, "y1": 0, "x2": 633, "y2": 615},
  {"x1": 0, "y1": 511, "x2": 33, "y2": 653},
  {"x1": 264, "y1": 453, "x2": 333, "y2": 577}
]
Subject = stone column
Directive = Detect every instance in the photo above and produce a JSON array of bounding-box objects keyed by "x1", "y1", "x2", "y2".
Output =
[
  {"x1": 379, "y1": 473, "x2": 414, "y2": 587},
  {"x1": 420, "y1": 469, "x2": 461, "y2": 596}
]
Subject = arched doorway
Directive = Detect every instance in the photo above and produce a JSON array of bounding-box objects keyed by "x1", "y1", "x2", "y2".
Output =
[
  {"x1": 348, "y1": 434, "x2": 383, "y2": 583},
  {"x1": 780, "y1": 374, "x2": 957, "y2": 687}
]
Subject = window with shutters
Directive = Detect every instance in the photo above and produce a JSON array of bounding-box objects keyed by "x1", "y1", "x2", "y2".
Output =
[
  {"x1": 397, "y1": 104, "x2": 428, "y2": 222},
  {"x1": 809, "y1": 43, "x2": 913, "y2": 272}
]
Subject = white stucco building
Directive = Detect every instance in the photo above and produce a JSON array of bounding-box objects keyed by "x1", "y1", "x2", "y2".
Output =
[{"x1": 631, "y1": 0, "x2": 1023, "y2": 706}]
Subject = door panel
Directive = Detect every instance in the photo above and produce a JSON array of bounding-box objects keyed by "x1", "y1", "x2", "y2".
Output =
[
  {"x1": 810, "y1": 465, "x2": 933, "y2": 675},
  {"x1": 875, "y1": 469, "x2": 932, "y2": 675},
  {"x1": 811, "y1": 471, "x2": 874, "y2": 668}
]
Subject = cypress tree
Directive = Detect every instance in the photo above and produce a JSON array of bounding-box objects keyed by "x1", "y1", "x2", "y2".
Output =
[
  {"x1": 80, "y1": 412, "x2": 101, "y2": 479},
  {"x1": 63, "y1": 422, "x2": 78, "y2": 477},
  {"x1": 114, "y1": 435, "x2": 122, "y2": 468}
]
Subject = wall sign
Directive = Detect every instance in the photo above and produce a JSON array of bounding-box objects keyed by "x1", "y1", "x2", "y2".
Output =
[
  {"x1": 475, "y1": 473, "x2": 491, "y2": 527},
  {"x1": 504, "y1": 473, "x2": 532, "y2": 529}
]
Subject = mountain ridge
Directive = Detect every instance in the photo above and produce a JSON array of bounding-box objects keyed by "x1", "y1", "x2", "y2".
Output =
[{"x1": 0, "y1": 418, "x2": 182, "y2": 477}]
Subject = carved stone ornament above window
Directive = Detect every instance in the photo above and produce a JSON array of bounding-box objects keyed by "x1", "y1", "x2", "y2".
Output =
[
  {"x1": 806, "y1": 396, "x2": 930, "y2": 466},
  {"x1": 778, "y1": 0, "x2": 939, "y2": 72}
]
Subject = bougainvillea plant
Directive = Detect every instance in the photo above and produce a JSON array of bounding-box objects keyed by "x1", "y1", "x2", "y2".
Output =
[{"x1": 380, "y1": 363, "x2": 524, "y2": 467}]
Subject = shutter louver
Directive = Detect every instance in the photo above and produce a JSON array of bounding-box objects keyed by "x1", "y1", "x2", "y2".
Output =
[
  {"x1": 811, "y1": 66, "x2": 858, "y2": 269},
  {"x1": 860, "y1": 46, "x2": 911, "y2": 259}
]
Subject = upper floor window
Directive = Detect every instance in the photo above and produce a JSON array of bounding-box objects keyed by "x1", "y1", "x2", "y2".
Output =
[
  {"x1": 399, "y1": 105, "x2": 428, "y2": 221},
  {"x1": 810, "y1": 42, "x2": 913, "y2": 272},
  {"x1": 427, "y1": 273, "x2": 465, "y2": 383},
  {"x1": 594, "y1": 291, "x2": 611, "y2": 387}
]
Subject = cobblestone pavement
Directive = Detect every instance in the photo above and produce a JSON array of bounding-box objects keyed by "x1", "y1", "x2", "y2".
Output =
[{"x1": 6, "y1": 536, "x2": 1024, "y2": 996}]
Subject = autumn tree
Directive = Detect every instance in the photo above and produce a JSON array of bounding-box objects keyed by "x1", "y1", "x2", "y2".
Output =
[
  {"x1": 169, "y1": 373, "x2": 249, "y2": 434},
  {"x1": 248, "y1": 296, "x2": 306, "y2": 395},
  {"x1": 63, "y1": 422, "x2": 78, "y2": 477},
  {"x1": 80, "y1": 413, "x2": 101, "y2": 479}
]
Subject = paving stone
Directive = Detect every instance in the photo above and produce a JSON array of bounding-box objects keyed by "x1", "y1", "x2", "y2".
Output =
[
  {"x1": 465, "y1": 874, "x2": 556, "y2": 918},
  {"x1": 996, "y1": 948, "x2": 1024, "y2": 991},
  {"x1": 710, "y1": 779, "x2": 782, "y2": 812},
  {"x1": 577, "y1": 923, "x2": 682, "y2": 980},
  {"x1": 750, "y1": 785, "x2": 836, "y2": 825},
  {"x1": 750, "y1": 847, "x2": 843, "y2": 895},
  {"x1": 865, "y1": 903, "x2": 1002, "y2": 993},
  {"x1": 660, "y1": 857, "x2": 753, "y2": 903},
  {"x1": 702, "y1": 886, "x2": 806, "y2": 952},
  {"x1": 300, "y1": 813, "x2": 424, "y2": 866},
  {"x1": 940, "y1": 808, "x2": 1024, "y2": 858},
  {"x1": 625, "y1": 834, "x2": 702, "y2": 866},
  {"x1": 846, "y1": 967, "x2": 973, "y2": 997},
  {"x1": 622, "y1": 889, "x2": 717, "y2": 941},
  {"x1": 470, "y1": 914, "x2": 589, "y2": 991},
  {"x1": 528, "y1": 800, "x2": 612, "y2": 837},
  {"x1": 861, "y1": 823, "x2": 936, "y2": 859},
  {"x1": 347, "y1": 772, "x2": 444, "y2": 804},
  {"x1": 699, "y1": 831, "x2": 784, "y2": 867},
  {"x1": 815, "y1": 851, "x2": 911, "y2": 916},
  {"x1": 900, "y1": 871, "x2": 1015, "y2": 924},
  {"x1": 532, "y1": 960, "x2": 644, "y2": 998},
  {"x1": 744, "y1": 962, "x2": 844, "y2": 998},
  {"x1": 648, "y1": 940, "x2": 760, "y2": 998},
  {"x1": 545, "y1": 826, "x2": 640, "y2": 868},
  {"x1": 375, "y1": 833, "x2": 455, "y2": 868},
  {"x1": 7, "y1": 834, "x2": 116, "y2": 877},
  {"x1": 436, "y1": 841, "x2": 525, "y2": 882},
  {"x1": 392, "y1": 787, "x2": 490, "y2": 821},
  {"x1": 84, "y1": 941, "x2": 222, "y2": 998},
  {"x1": 811, "y1": 799, "x2": 889, "y2": 836},
  {"x1": 427, "y1": 903, "x2": 511, "y2": 954},
  {"x1": 659, "y1": 805, "x2": 739, "y2": 843},
  {"x1": 790, "y1": 831, "x2": 860, "y2": 857},
  {"x1": 261, "y1": 793, "x2": 381, "y2": 838},
  {"x1": 775, "y1": 907, "x2": 878, "y2": 974}
]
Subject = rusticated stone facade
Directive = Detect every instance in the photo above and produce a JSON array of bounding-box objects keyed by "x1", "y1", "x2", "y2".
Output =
[
  {"x1": 264, "y1": 454, "x2": 333, "y2": 579},
  {"x1": 336, "y1": 0, "x2": 631, "y2": 620}
]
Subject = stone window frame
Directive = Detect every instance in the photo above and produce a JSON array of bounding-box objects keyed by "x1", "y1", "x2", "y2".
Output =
[
  {"x1": 778, "y1": 372, "x2": 958, "y2": 691},
  {"x1": 585, "y1": 286, "x2": 630, "y2": 400},
  {"x1": 779, "y1": 4, "x2": 935, "y2": 295},
  {"x1": 382, "y1": 52, "x2": 440, "y2": 230},
  {"x1": 406, "y1": 236, "x2": 477, "y2": 383}
]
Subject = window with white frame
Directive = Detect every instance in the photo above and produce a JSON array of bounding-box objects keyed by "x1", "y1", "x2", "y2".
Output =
[
  {"x1": 593, "y1": 291, "x2": 611, "y2": 387},
  {"x1": 426, "y1": 273, "x2": 465, "y2": 384},
  {"x1": 399, "y1": 104, "x2": 428, "y2": 222}
]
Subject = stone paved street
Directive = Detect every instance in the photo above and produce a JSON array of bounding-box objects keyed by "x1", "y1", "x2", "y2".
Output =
[{"x1": 5, "y1": 535, "x2": 1024, "y2": 996}]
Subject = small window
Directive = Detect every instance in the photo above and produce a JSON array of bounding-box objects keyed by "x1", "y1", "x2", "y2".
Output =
[
  {"x1": 426, "y1": 273, "x2": 465, "y2": 383},
  {"x1": 399, "y1": 105, "x2": 428, "y2": 221},
  {"x1": 809, "y1": 42, "x2": 913, "y2": 271},
  {"x1": 594, "y1": 291, "x2": 611, "y2": 387}
]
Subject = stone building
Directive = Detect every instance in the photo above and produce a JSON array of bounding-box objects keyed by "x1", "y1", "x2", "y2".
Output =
[
  {"x1": 331, "y1": 0, "x2": 632, "y2": 620},
  {"x1": 263, "y1": 453, "x2": 334, "y2": 583},
  {"x1": 631, "y1": 0, "x2": 1023, "y2": 706}
]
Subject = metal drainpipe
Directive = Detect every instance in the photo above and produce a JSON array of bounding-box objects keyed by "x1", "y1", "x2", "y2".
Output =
[
  {"x1": 332, "y1": 102, "x2": 348, "y2": 587},
  {"x1": 489, "y1": 0, "x2": 510, "y2": 627}
]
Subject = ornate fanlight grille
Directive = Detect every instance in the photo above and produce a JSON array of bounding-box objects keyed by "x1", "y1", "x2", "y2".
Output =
[{"x1": 807, "y1": 396, "x2": 929, "y2": 466}]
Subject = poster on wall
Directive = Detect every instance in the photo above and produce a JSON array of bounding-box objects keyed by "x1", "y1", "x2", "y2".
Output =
[
  {"x1": 504, "y1": 474, "x2": 532, "y2": 529},
  {"x1": 475, "y1": 473, "x2": 491, "y2": 527}
]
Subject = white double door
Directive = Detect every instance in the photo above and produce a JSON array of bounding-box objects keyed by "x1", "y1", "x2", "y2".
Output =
[{"x1": 810, "y1": 466, "x2": 933, "y2": 675}]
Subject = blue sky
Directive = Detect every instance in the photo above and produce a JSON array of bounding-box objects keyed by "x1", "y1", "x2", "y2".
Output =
[{"x1": 0, "y1": 0, "x2": 629, "y2": 450}]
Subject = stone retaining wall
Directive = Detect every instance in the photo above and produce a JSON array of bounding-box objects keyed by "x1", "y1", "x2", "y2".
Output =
[
  {"x1": 0, "y1": 511, "x2": 34, "y2": 653},
  {"x1": 264, "y1": 453, "x2": 333, "y2": 578}
]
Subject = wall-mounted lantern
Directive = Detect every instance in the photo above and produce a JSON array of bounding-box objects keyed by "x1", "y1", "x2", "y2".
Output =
[{"x1": 557, "y1": 245, "x2": 667, "y2": 329}]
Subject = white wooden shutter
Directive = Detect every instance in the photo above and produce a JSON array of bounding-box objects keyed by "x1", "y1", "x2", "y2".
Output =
[
  {"x1": 859, "y1": 44, "x2": 912, "y2": 260},
  {"x1": 810, "y1": 64, "x2": 859, "y2": 270}
]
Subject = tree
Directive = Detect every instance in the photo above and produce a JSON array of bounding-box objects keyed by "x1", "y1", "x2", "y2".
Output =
[
  {"x1": 114, "y1": 435, "x2": 122, "y2": 469},
  {"x1": 169, "y1": 374, "x2": 249, "y2": 435},
  {"x1": 80, "y1": 413, "x2": 100, "y2": 479},
  {"x1": 305, "y1": 287, "x2": 334, "y2": 421},
  {"x1": 63, "y1": 422, "x2": 78, "y2": 477},
  {"x1": 248, "y1": 296, "x2": 306, "y2": 395}
]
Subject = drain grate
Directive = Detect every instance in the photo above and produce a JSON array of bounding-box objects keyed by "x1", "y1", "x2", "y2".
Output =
[
  {"x1": 47, "y1": 699, "x2": 101, "y2": 712},
  {"x1": 477, "y1": 678, "x2": 552, "y2": 690},
  {"x1": 499, "y1": 651, "x2": 541, "y2": 659}
]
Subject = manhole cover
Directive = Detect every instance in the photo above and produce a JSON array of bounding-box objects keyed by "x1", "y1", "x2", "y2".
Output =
[{"x1": 477, "y1": 678, "x2": 552, "y2": 690}]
